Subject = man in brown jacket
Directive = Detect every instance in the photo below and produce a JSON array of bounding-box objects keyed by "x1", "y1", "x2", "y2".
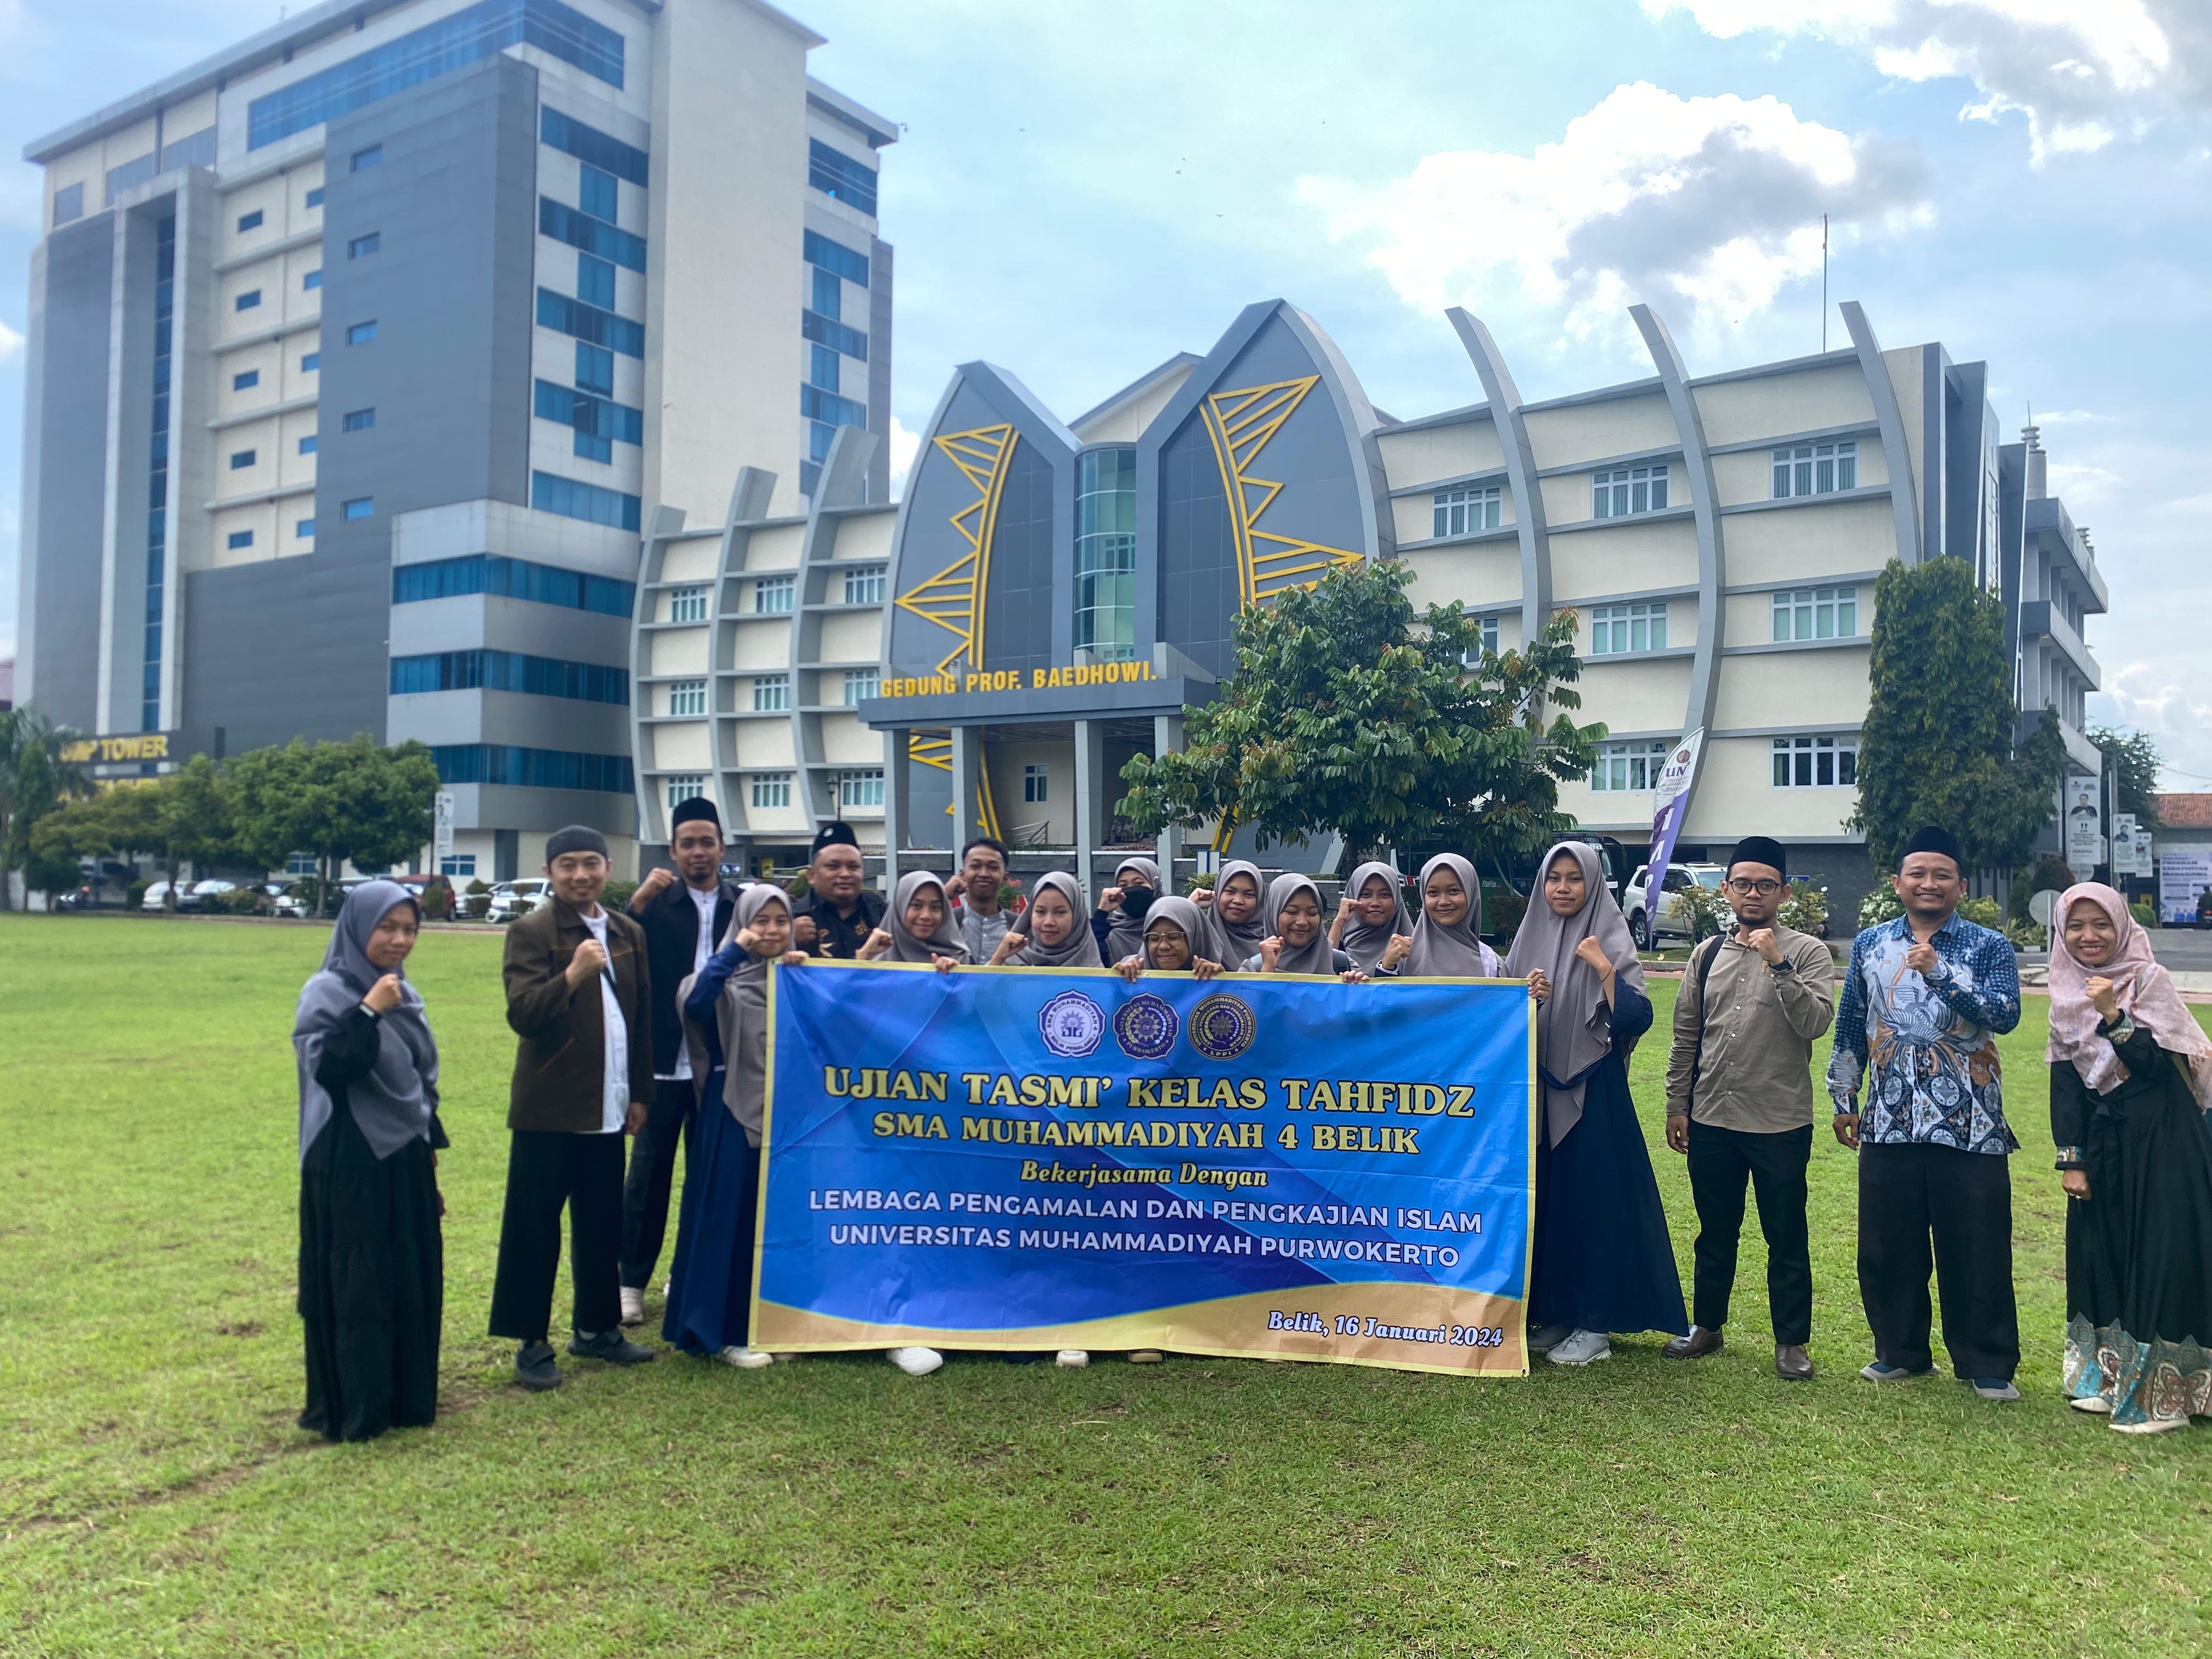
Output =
[
  {"x1": 488, "y1": 825, "x2": 659, "y2": 1389},
  {"x1": 1662, "y1": 836, "x2": 1835, "y2": 1381}
]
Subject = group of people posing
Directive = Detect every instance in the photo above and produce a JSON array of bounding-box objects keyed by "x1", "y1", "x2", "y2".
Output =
[{"x1": 291, "y1": 808, "x2": 2212, "y2": 1441}]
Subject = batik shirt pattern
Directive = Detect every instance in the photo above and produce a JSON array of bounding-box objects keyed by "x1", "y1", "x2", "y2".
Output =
[{"x1": 1826, "y1": 912, "x2": 2021, "y2": 1155}]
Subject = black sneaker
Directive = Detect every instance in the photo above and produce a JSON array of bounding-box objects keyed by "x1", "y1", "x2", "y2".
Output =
[
  {"x1": 515, "y1": 1341, "x2": 561, "y2": 1391},
  {"x1": 570, "y1": 1328, "x2": 656, "y2": 1364}
]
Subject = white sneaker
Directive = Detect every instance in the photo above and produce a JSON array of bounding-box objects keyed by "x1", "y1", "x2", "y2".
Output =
[
  {"x1": 1546, "y1": 1329, "x2": 1612, "y2": 1367},
  {"x1": 770, "y1": 1351, "x2": 798, "y2": 1364},
  {"x1": 2070, "y1": 1395, "x2": 2113, "y2": 1414},
  {"x1": 619, "y1": 1286, "x2": 645, "y2": 1327},
  {"x1": 717, "y1": 1346, "x2": 772, "y2": 1370},
  {"x1": 2112, "y1": 1415, "x2": 2187, "y2": 1435},
  {"x1": 1055, "y1": 1350, "x2": 1090, "y2": 1369},
  {"x1": 887, "y1": 1346, "x2": 944, "y2": 1377}
]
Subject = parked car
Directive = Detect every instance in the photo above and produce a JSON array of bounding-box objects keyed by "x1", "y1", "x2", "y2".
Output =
[
  {"x1": 255, "y1": 882, "x2": 309, "y2": 918},
  {"x1": 142, "y1": 881, "x2": 179, "y2": 912},
  {"x1": 178, "y1": 879, "x2": 239, "y2": 912},
  {"x1": 488, "y1": 878, "x2": 550, "y2": 922},
  {"x1": 1622, "y1": 862, "x2": 1729, "y2": 949}
]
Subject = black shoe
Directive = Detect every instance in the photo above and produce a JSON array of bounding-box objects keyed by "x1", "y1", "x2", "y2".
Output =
[
  {"x1": 515, "y1": 1341, "x2": 561, "y2": 1390},
  {"x1": 570, "y1": 1328, "x2": 656, "y2": 1364},
  {"x1": 1662, "y1": 1325, "x2": 1724, "y2": 1359}
]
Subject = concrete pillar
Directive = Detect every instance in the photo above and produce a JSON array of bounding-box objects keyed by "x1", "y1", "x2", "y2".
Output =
[
  {"x1": 951, "y1": 725, "x2": 982, "y2": 860},
  {"x1": 883, "y1": 727, "x2": 910, "y2": 888},
  {"x1": 1074, "y1": 719, "x2": 1105, "y2": 901},
  {"x1": 1153, "y1": 712, "x2": 1183, "y2": 890}
]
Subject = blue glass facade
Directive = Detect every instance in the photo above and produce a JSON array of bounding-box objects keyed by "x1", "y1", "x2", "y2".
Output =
[
  {"x1": 142, "y1": 215, "x2": 175, "y2": 732},
  {"x1": 392, "y1": 552, "x2": 635, "y2": 616},
  {"x1": 391, "y1": 648, "x2": 628, "y2": 703},
  {"x1": 432, "y1": 743, "x2": 634, "y2": 792},
  {"x1": 806, "y1": 139, "x2": 876, "y2": 216},
  {"x1": 532, "y1": 469, "x2": 640, "y2": 531}
]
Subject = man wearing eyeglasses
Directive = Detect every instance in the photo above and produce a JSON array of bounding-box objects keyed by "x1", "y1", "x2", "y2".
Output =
[{"x1": 1661, "y1": 836, "x2": 1835, "y2": 1380}]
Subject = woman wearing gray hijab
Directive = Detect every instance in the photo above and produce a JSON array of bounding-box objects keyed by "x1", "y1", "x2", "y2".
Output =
[
  {"x1": 292, "y1": 880, "x2": 444, "y2": 1442},
  {"x1": 856, "y1": 871, "x2": 970, "y2": 970},
  {"x1": 1331, "y1": 861, "x2": 1411, "y2": 974},
  {"x1": 1505, "y1": 842, "x2": 1686, "y2": 1367},
  {"x1": 988, "y1": 872, "x2": 1105, "y2": 968},
  {"x1": 1393, "y1": 854, "x2": 1502, "y2": 977},
  {"x1": 1197, "y1": 859, "x2": 1269, "y2": 972},
  {"x1": 1112, "y1": 894, "x2": 1224, "y2": 980},
  {"x1": 1091, "y1": 856, "x2": 1164, "y2": 964},
  {"x1": 1245, "y1": 873, "x2": 1366, "y2": 978}
]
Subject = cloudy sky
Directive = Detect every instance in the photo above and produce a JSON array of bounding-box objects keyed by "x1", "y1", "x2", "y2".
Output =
[{"x1": 2, "y1": 1, "x2": 2205, "y2": 778}]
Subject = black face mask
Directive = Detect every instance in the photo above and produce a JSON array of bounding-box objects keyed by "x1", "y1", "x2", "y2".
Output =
[{"x1": 1121, "y1": 887, "x2": 1157, "y2": 920}]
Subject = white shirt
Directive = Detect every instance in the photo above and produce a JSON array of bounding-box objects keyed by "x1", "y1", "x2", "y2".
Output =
[
  {"x1": 657, "y1": 883, "x2": 719, "y2": 1082},
  {"x1": 580, "y1": 907, "x2": 627, "y2": 1133}
]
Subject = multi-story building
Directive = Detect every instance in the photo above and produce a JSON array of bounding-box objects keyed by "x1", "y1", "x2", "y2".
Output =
[
  {"x1": 826, "y1": 296, "x2": 2102, "y2": 918},
  {"x1": 15, "y1": 0, "x2": 894, "y2": 881}
]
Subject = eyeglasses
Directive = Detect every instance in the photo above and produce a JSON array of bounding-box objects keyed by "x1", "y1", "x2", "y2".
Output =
[
  {"x1": 1725, "y1": 878, "x2": 1783, "y2": 896},
  {"x1": 1143, "y1": 931, "x2": 1184, "y2": 945}
]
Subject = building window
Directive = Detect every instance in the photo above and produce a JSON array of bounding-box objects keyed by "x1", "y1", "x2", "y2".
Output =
[
  {"x1": 842, "y1": 668, "x2": 878, "y2": 705},
  {"x1": 811, "y1": 265, "x2": 842, "y2": 321},
  {"x1": 577, "y1": 251, "x2": 616, "y2": 309},
  {"x1": 661, "y1": 775, "x2": 707, "y2": 812},
  {"x1": 431, "y1": 743, "x2": 634, "y2": 794},
  {"x1": 303, "y1": 269, "x2": 322, "y2": 290},
  {"x1": 575, "y1": 342, "x2": 614, "y2": 396},
  {"x1": 800, "y1": 310, "x2": 868, "y2": 362},
  {"x1": 1075, "y1": 447, "x2": 1138, "y2": 662},
  {"x1": 529, "y1": 470, "x2": 640, "y2": 532},
  {"x1": 236, "y1": 209, "x2": 264, "y2": 233},
  {"x1": 540, "y1": 198, "x2": 646, "y2": 270},
  {"x1": 235, "y1": 290, "x2": 262, "y2": 312},
  {"x1": 540, "y1": 109, "x2": 649, "y2": 186},
  {"x1": 1459, "y1": 614, "x2": 1503, "y2": 665},
  {"x1": 1593, "y1": 464, "x2": 1669, "y2": 518},
  {"x1": 1589, "y1": 601, "x2": 1667, "y2": 655},
  {"x1": 393, "y1": 554, "x2": 634, "y2": 616},
  {"x1": 799, "y1": 384, "x2": 867, "y2": 427},
  {"x1": 301, "y1": 352, "x2": 320, "y2": 372},
  {"x1": 305, "y1": 187, "x2": 325, "y2": 208},
  {"x1": 299, "y1": 435, "x2": 318, "y2": 455},
  {"x1": 841, "y1": 566, "x2": 885, "y2": 605},
  {"x1": 536, "y1": 289, "x2": 646, "y2": 358},
  {"x1": 808, "y1": 139, "x2": 878, "y2": 216},
  {"x1": 668, "y1": 680, "x2": 706, "y2": 717},
  {"x1": 342, "y1": 496, "x2": 374, "y2": 520},
  {"x1": 343, "y1": 408, "x2": 375, "y2": 432},
  {"x1": 1432, "y1": 484, "x2": 1502, "y2": 538},
  {"x1": 348, "y1": 232, "x2": 380, "y2": 258},
  {"x1": 53, "y1": 182, "x2": 84, "y2": 225},
  {"x1": 810, "y1": 343, "x2": 840, "y2": 393},
  {"x1": 1770, "y1": 585, "x2": 1860, "y2": 642},
  {"x1": 1590, "y1": 739, "x2": 1672, "y2": 792},
  {"x1": 352, "y1": 144, "x2": 382, "y2": 172},
  {"x1": 804, "y1": 229, "x2": 868, "y2": 287},
  {"x1": 232, "y1": 369, "x2": 261, "y2": 391},
  {"x1": 579, "y1": 163, "x2": 618, "y2": 221},
  {"x1": 229, "y1": 449, "x2": 257, "y2": 470},
  {"x1": 1024, "y1": 764, "x2": 1048, "y2": 804},
  {"x1": 754, "y1": 574, "x2": 795, "y2": 614},
  {"x1": 346, "y1": 320, "x2": 378, "y2": 345},
  {"x1": 1771, "y1": 440, "x2": 1858, "y2": 499},
  {"x1": 752, "y1": 675, "x2": 791, "y2": 713},
  {"x1": 392, "y1": 650, "x2": 628, "y2": 703},
  {"x1": 751, "y1": 773, "x2": 792, "y2": 810},
  {"x1": 286, "y1": 852, "x2": 317, "y2": 876},
  {"x1": 227, "y1": 530, "x2": 254, "y2": 550},
  {"x1": 1772, "y1": 733, "x2": 1860, "y2": 788},
  {"x1": 296, "y1": 518, "x2": 314, "y2": 538},
  {"x1": 837, "y1": 768, "x2": 885, "y2": 809},
  {"x1": 667, "y1": 586, "x2": 708, "y2": 623},
  {"x1": 439, "y1": 854, "x2": 477, "y2": 877}
]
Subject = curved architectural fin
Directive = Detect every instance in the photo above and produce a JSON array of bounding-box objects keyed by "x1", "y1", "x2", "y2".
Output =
[
  {"x1": 1446, "y1": 308, "x2": 1550, "y2": 628},
  {"x1": 1839, "y1": 300, "x2": 1921, "y2": 565}
]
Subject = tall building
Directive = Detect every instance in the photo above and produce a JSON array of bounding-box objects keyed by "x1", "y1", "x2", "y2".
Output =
[{"x1": 15, "y1": 0, "x2": 894, "y2": 879}]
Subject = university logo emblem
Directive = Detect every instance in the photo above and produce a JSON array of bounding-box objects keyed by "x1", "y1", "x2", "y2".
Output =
[
  {"x1": 1189, "y1": 992, "x2": 1257, "y2": 1062},
  {"x1": 1113, "y1": 994, "x2": 1179, "y2": 1060},
  {"x1": 1038, "y1": 990, "x2": 1105, "y2": 1058}
]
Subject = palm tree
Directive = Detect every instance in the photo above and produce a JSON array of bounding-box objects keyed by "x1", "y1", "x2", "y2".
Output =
[{"x1": 0, "y1": 706, "x2": 93, "y2": 910}]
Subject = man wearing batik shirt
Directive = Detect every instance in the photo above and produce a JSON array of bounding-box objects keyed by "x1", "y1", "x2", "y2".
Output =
[{"x1": 1828, "y1": 825, "x2": 2023, "y2": 1401}]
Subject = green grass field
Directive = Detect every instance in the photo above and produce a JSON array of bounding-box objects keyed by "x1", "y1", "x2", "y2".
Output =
[{"x1": 1, "y1": 912, "x2": 2206, "y2": 1657}]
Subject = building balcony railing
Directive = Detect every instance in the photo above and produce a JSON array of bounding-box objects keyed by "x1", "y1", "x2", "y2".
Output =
[
  {"x1": 2019, "y1": 597, "x2": 2101, "y2": 693},
  {"x1": 2025, "y1": 496, "x2": 2110, "y2": 615}
]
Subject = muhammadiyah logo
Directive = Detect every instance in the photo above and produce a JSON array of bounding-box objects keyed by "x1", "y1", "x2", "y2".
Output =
[
  {"x1": 1112, "y1": 994, "x2": 1179, "y2": 1060},
  {"x1": 1037, "y1": 990, "x2": 1105, "y2": 1058},
  {"x1": 1189, "y1": 992, "x2": 1257, "y2": 1062}
]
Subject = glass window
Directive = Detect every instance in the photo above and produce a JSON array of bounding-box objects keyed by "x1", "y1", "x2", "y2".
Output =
[
  {"x1": 755, "y1": 574, "x2": 795, "y2": 614},
  {"x1": 664, "y1": 775, "x2": 706, "y2": 811},
  {"x1": 1588, "y1": 601, "x2": 1668, "y2": 655},
  {"x1": 342, "y1": 408, "x2": 375, "y2": 432},
  {"x1": 1592, "y1": 464, "x2": 1669, "y2": 518},
  {"x1": 537, "y1": 288, "x2": 645, "y2": 358},
  {"x1": 236, "y1": 210, "x2": 264, "y2": 233},
  {"x1": 235, "y1": 290, "x2": 262, "y2": 312},
  {"x1": 1771, "y1": 734, "x2": 1860, "y2": 788},
  {"x1": 1430, "y1": 484, "x2": 1503, "y2": 538},
  {"x1": 752, "y1": 675, "x2": 791, "y2": 712},
  {"x1": 1075, "y1": 447, "x2": 1138, "y2": 662},
  {"x1": 800, "y1": 309, "x2": 867, "y2": 362},
  {"x1": 575, "y1": 342, "x2": 614, "y2": 396},
  {"x1": 837, "y1": 768, "x2": 884, "y2": 809},
  {"x1": 352, "y1": 145, "x2": 382, "y2": 172},
  {"x1": 810, "y1": 265, "x2": 842, "y2": 323},
  {"x1": 232, "y1": 369, "x2": 260, "y2": 391},
  {"x1": 227, "y1": 530, "x2": 254, "y2": 550},
  {"x1": 668, "y1": 680, "x2": 706, "y2": 717},
  {"x1": 286, "y1": 852, "x2": 317, "y2": 876},
  {"x1": 540, "y1": 109, "x2": 648, "y2": 185},
  {"x1": 303, "y1": 269, "x2": 322, "y2": 290},
  {"x1": 348, "y1": 232, "x2": 380, "y2": 258},
  {"x1": 804, "y1": 229, "x2": 868, "y2": 287},
  {"x1": 529, "y1": 470, "x2": 640, "y2": 531},
  {"x1": 1024, "y1": 764, "x2": 1048, "y2": 804},
  {"x1": 1771, "y1": 440, "x2": 1859, "y2": 499},
  {"x1": 810, "y1": 343, "x2": 840, "y2": 393},
  {"x1": 304, "y1": 187, "x2": 325, "y2": 209},
  {"x1": 841, "y1": 566, "x2": 885, "y2": 605},
  {"x1": 577, "y1": 252, "x2": 616, "y2": 309},
  {"x1": 52, "y1": 182, "x2": 84, "y2": 225},
  {"x1": 299, "y1": 435, "x2": 318, "y2": 455},
  {"x1": 439, "y1": 854, "x2": 477, "y2": 877},
  {"x1": 1769, "y1": 586, "x2": 1859, "y2": 642},
  {"x1": 539, "y1": 199, "x2": 646, "y2": 271},
  {"x1": 394, "y1": 554, "x2": 635, "y2": 616},
  {"x1": 431, "y1": 745, "x2": 633, "y2": 792},
  {"x1": 301, "y1": 352, "x2": 320, "y2": 372},
  {"x1": 1458, "y1": 614, "x2": 1503, "y2": 665},
  {"x1": 578, "y1": 163, "x2": 617, "y2": 222},
  {"x1": 843, "y1": 668, "x2": 878, "y2": 705},
  {"x1": 229, "y1": 449, "x2": 256, "y2": 470},
  {"x1": 390, "y1": 650, "x2": 628, "y2": 704},
  {"x1": 751, "y1": 773, "x2": 792, "y2": 810},
  {"x1": 346, "y1": 320, "x2": 377, "y2": 345},
  {"x1": 668, "y1": 586, "x2": 708, "y2": 623},
  {"x1": 1589, "y1": 739, "x2": 1672, "y2": 792},
  {"x1": 341, "y1": 496, "x2": 373, "y2": 520},
  {"x1": 296, "y1": 518, "x2": 314, "y2": 538},
  {"x1": 808, "y1": 139, "x2": 878, "y2": 216}
]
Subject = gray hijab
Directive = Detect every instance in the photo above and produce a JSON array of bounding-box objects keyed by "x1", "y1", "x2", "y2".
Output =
[
  {"x1": 291, "y1": 881, "x2": 438, "y2": 1165},
  {"x1": 1406, "y1": 854, "x2": 1502, "y2": 978},
  {"x1": 1201, "y1": 860, "x2": 1269, "y2": 969},
  {"x1": 1504, "y1": 841, "x2": 1647, "y2": 1147},
  {"x1": 1138, "y1": 895, "x2": 1211, "y2": 967},
  {"x1": 1339, "y1": 861, "x2": 1410, "y2": 973},
  {"x1": 701, "y1": 884, "x2": 785, "y2": 1148},
  {"x1": 1103, "y1": 856, "x2": 1164, "y2": 964},
  {"x1": 1262, "y1": 873, "x2": 1335, "y2": 975},
  {"x1": 1008, "y1": 872, "x2": 1103, "y2": 968},
  {"x1": 884, "y1": 871, "x2": 970, "y2": 963}
]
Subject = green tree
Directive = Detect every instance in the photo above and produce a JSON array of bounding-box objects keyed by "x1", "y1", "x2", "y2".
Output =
[
  {"x1": 157, "y1": 754, "x2": 236, "y2": 898},
  {"x1": 1852, "y1": 557, "x2": 2064, "y2": 873},
  {"x1": 3, "y1": 741, "x2": 84, "y2": 901},
  {"x1": 0, "y1": 706, "x2": 92, "y2": 909},
  {"x1": 1119, "y1": 560, "x2": 1602, "y2": 873},
  {"x1": 2090, "y1": 726, "x2": 2164, "y2": 830},
  {"x1": 229, "y1": 736, "x2": 441, "y2": 911}
]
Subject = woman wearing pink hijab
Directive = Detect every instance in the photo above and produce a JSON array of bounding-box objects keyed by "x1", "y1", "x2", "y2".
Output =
[{"x1": 2047, "y1": 883, "x2": 2212, "y2": 1434}]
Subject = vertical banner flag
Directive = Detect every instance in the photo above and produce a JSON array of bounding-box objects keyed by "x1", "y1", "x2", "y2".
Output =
[
  {"x1": 753, "y1": 962, "x2": 1537, "y2": 1375},
  {"x1": 2064, "y1": 776, "x2": 2103, "y2": 872},
  {"x1": 2109, "y1": 813, "x2": 2137, "y2": 877},
  {"x1": 1647, "y1": 730, "x2": 1706, "y2": 884},
  {"x1": 433, "y1": 792, "x2": 455, "y2": 863}
]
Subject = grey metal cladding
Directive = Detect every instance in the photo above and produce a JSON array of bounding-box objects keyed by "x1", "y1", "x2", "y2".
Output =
[
  {"x1": 867, "y1": 236, "x2": 893, "y2": 504},
  {"x1": 1630, "y1": 302, "x2": 1725, "y2": 764},
  {"x1": 1838, "y1": 300, "x2": 1920, "y2": 565},
  {"x1": 182, "y1": 548, "x2": 391, "y2": 751},
  {"x1": 980, "y1": 440, "x2": 1054, "y2": 678},
  {"x1": 18, "y1": 212, "x2": 116, "y2": 728},
  {"x1": 1155, "y1": 419, "x2": 1239, "y2": 680},
  {"x1": 1447, "y1": 308, "x2": 1551, "y2": 625}
]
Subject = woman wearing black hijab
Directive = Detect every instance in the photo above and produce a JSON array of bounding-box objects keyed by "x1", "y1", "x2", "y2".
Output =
[{"x1": 291, "y1": 880, "x2": 445, "y2": 1441}]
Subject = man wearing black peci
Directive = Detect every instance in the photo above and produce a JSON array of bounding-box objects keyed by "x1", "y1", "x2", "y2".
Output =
[
  {"x1": 790, "y1": 821, "x2": 885, "y2": 960},
  {"x1": 619, "y1": 797, "x2": 743, "y2": 1327}
]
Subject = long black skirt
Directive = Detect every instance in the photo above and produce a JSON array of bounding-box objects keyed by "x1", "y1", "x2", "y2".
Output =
[
  {"x1": 298, "y1": 1099, "x2": 443, "y2": 1441},
  {"x1": 2064, "y1": 1082, "x2": 2212, "y2": 1427}
]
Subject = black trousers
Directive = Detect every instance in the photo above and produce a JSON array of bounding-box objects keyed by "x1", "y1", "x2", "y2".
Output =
[
  {"x1": 1686, "y1": 1119, "x2": 1813, "y2": 1344},
  {"x1": 489, "y1": 1130, "x2": 625, "y2": 1343},
  {"x1": 620, "y1": 1076, "x2": 698, "y2": 1290},
  {"x1": 1857, "y1": 1140, "x2": 2019, "y2": 1381}
]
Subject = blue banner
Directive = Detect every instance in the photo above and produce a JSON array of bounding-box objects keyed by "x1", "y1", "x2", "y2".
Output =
[{"x1": 753, "y1": 961, "x2": 1536, "y2": 1375}]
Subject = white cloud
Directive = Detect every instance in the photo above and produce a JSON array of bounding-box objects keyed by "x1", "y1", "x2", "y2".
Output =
[
  {"x1": 1295, "y1": 82, "x2": 1928, "y2": 341},
  {"x1": 1643, "y1": 0, "x2": 2211, "y2": 165},
  {"x1": 2103, "y1": 665, "x2": 2212, "y2": 789},
  {"x1": 2045, "y1": 459, "x2": 2122, "y2": 503},
  {"x1": 887, "y1": 416, "x2": 921, "y2": 499},
  {"x1": 0, "y1": 318, "x2": 21, "y2": 363},
  {"x1": 2034, "y1": 408, "x2": 2109, "y2": 425}
]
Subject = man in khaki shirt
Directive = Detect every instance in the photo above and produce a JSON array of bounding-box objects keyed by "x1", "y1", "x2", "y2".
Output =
[{"x1": 1662, "y1": 836, "x2": 1835, "y2": 1380}]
